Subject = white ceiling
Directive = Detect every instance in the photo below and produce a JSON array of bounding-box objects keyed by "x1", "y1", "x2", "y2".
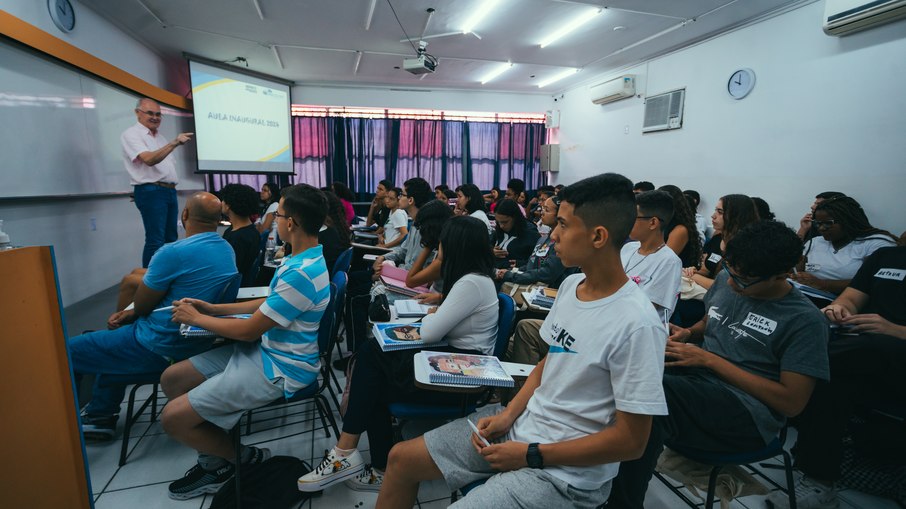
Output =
[{"x1": 80, "y1": 0, "x2": 803, "y2": 94}]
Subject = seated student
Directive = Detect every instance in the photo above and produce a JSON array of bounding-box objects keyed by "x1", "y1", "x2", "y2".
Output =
[
  {"x1": 505, "y1": 178, "x2": 528, "y2": 217},
  {"x1": 331, "y1": 181, "x2": 357, "y2": 226},
  {"x1": 161, "y1": 184, "x2": 330, "y2": 500},
  {"x1": 770, "y1": 244, "x2": 906, "y2": 509},
  {"x1": 399, "y1": 199, "x2": 454, "y2": 292},
  {"x1": 484, "y1": 186, "x2": 503, "y2": 213},
  {"x1": 69, "y1": 193, "x2": 238, "y2": 440},
  {"x1": 495, "y1": 195, "x2": 571, "y2": 289},
  {"x1": 456, "y1": 183, "x2": 491, "y2": 232},
  {"x1": 608, "y1": 220, "x2": 831, "y2": 509},
  {"x1": 220, "y1": 183, "x2": 261, "y2": 287},
  {"x1": 375, "y1": 173, "x2": 669, "y2": 509},
  {"x1": 797, "y1": 191, "x2": 847, "y2": 241},
  {"x1": 622, "y1": 190, "x2": 683, "y2": 321},
  {"x1": 377, "y1": 187, "x2": 409, "y2": 249},
  {"x1": 684, "y1": 194, "x2": 759, "y2": 290},
  {"x1": 793, "y1": 196, "x2": 897, "y2": 296},
  {"x1": 658, "y1": 185, "x2": 703, "y2": 270},
  {"x1": 321, "y1": 190, "x2": 352, "y2": 274},
  {"x1": 752, "y1": 196, "x2": 776, "y2": 221},
  {"x1": 366, "y1": 179, "x2": 392, "y2": 229},
  {"x1": 528, "y1": 185, "x2": 555, "y2": 220},
  {"x1": 683, "y1": 189, "x2": 709, "y2": 245},
  {"x1": 492, "y1": 199, "x2": 540, "y2": 269},
  {"x1": 297, "y1": 216, "x2": 499, "y2": 493},
  {"x1": 255, "y1": 182, "x2": 280, "y2": 235},
  {"x1": 343, "y1": 178, "x2": 436, "y2": 358},
  {"x1": 633, "y1": 180, "x2": 655, "y2": 194},
  {"x1": 435, "y1": 184, "x2": 450, "y2": 202}
]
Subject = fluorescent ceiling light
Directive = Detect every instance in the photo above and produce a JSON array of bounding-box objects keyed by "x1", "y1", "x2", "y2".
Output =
[
  {"x1": 480, "y1": 62, "x2": 513, "y2": 84},
  {"x1": 538, "y1": 68, "x2": 579, "y2": 88},
  {"x1": 462, "y1": 0, "x2": 502, "y2": 34},
  {"x1": 539, "y1": 8, "x2": 602, "y2": 48}
]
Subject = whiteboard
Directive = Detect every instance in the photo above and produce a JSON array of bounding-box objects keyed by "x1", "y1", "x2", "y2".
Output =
[{"x1": 0, "y1": 41, "x2": 205, "y2": 198}]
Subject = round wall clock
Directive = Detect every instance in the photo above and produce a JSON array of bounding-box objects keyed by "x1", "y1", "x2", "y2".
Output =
[
  {"x1": 728, "y1": 68, "x2": 755, "y2": 100},
  {"x1": 48, "y1": 0, "x2": 76, "y2": 33}
]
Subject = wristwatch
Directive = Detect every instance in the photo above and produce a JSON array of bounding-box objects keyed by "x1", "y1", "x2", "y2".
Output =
[{"x1": 526, "y1": 443, "x2": 544, "y2": 469}]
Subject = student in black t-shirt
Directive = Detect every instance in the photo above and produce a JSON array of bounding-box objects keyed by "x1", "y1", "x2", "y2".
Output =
[
  {"x1": 770, "y1": 245, "x2": 906, "y2": 509},
  {"x1": 219, "y1": 184, "x2": 261, "y2": 287},
  {"x1": 322, "y1": 191, "x2": 352, "y2": 275}
]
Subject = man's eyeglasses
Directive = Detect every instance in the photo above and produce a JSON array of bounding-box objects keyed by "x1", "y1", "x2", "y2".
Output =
[
  {"x1": 721, "y1": 260, "x2": 771, "y2": 289},
  {"x1": 273, "y1": 211, "x2": 291, "y2": 221},
  {"x1": 137, "y1": 110, "x2": 163, "y2": 117},
  {"x1": 813, "y1": 219, "x2": 837, "y2": 229}
]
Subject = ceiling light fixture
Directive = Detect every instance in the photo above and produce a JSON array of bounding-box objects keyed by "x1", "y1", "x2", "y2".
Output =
[
  {"x1": 537, "y1": 68, "x2": 579, "y2": 88},
  {"x1": 539, "y1": 7, "x2": 602, "y2": 48},
  {"x1": 480, "y1": 61, "x2": 513, "y2": 84},
  {"x1": 461, "y1": 0, "x2": 501, "y2": 34}
]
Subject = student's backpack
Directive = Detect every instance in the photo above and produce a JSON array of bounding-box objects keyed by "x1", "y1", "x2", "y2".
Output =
[{"x1": 209, "y1": 456, "x2": 313, "y2": 509}]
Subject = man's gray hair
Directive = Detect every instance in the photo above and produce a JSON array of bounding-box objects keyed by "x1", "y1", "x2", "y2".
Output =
[{"x1": 135, "y1": 97, "x2": 156, "y2": 109}]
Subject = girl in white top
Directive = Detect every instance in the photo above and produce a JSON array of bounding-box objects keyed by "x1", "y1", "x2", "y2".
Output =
[
  {"x1": 795, "y1": 196, "x2": 898, "y2": 294},
  {"x1": 456, "y1": 183, "x2": 492, "y2": 233},
  {"x1": 297, "y1": 215, "x2": 498, "y2": 493},
  {"x1": 378, "y1": 187, "x2": 409, "y2": 249},
  {"x1": 255, "y1": 182, "x2": 280, "y2": 235}
]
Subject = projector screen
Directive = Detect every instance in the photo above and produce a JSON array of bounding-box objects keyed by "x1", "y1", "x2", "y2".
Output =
[{"x1": 189, "y1": 60, "x2": 293, "y2": 174}]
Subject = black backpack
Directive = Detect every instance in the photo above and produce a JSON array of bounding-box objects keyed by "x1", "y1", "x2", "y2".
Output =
[{"x1": 210, "y1": 456, "x2": 313, "y2": 509}]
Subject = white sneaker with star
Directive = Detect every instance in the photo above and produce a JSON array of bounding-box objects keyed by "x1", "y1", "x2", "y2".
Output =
[{"x1": 297, "y1": 448, "x2": 365, "y2": 492}]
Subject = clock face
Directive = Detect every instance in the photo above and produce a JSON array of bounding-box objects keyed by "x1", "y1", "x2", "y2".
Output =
[
  {"x1": 48, "y1": 0, "x2": 76, "y2": 33},
  {"x1": 728, "y1": 68, "x2": 755, "y2": 99}
]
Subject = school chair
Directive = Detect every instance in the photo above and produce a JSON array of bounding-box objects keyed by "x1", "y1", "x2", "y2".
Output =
[
  {"x1": 331, "y1": 246, "x2": 354, "y2": 275},
  {"x1": 654, "y1": 426, "x2": 798, "y2": 509},
  {"x1": 99, "y1": 273, "x2": 242, "y2": 466},
  {"x1": 387, "y1": 293, "x2": 516, "y2": 421}
]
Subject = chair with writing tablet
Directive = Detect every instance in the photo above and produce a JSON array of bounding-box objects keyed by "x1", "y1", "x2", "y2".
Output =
[
  {"x1": 99, "y1": 273, "x2": 241, "y2": 466},
  {"x1": 387, "y1": 293, "x2": 517, "y2": 422}
]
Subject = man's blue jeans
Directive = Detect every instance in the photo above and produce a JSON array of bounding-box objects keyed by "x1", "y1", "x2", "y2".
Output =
[
  {"x1": 134, "y1": 183, "x2": 178, "y2": 267},
  {"x1": 67, "y1": 325, "x2": 172, "y2": 416}
]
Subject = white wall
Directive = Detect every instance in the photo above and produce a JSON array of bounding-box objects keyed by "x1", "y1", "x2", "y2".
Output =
[
  {"x1": 0, "y1": 2, "x2": 173, "y2": 306},
  {"x1": 551, "y1": 1, "x2": 906, "y2": 236},
  {"x1": 295, "y1": 85, "x2": 552, "y2": 113}
]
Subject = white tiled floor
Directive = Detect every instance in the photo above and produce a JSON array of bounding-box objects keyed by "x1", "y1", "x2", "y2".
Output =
[{"x1": 84, "y1": 377, "x2": 901, "y2": 509}]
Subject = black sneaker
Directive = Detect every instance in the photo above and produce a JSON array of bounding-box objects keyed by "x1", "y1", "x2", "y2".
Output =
[
  {"x1": 168, "y1": 462, "x2": 235, "y2": 500},
  {"x1": 81, "y1": 412, "x2": 118, "y2": 442}
]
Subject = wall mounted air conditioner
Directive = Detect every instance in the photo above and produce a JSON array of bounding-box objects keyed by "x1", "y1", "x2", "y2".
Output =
[
  {"x1": 642, "y1": 88, "x2": 685, "y2": 133},
  {"x1": 590, "y1": 75, "x2": 635, "y2": 105},
  {"x1": 824, "y1": 0, "x2": 906, "y2": 35}
]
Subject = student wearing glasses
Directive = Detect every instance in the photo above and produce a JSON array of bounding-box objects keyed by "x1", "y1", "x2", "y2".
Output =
[
  {"x1": 121, "y1": 98, "x2": 195, "y2": 267},
  {"x1": 793, "y1": 196, "x2": 897, "y2": 296},
  {"x1": 608, "y1": 221, "x2": 830, "y2": 509}
]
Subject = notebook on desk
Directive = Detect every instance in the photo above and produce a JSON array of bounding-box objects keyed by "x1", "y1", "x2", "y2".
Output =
[
  {"x1": 415, "y1": 351, "x2": 514, "y2": 388},
  {"x1": 380, "y1": 265, "x2": 430, "y2": 297},
  {"x1": 179, "y1": 314, "x2": 251, "y2": 337},
  {"x1": 372, "y1": 323, "x2": 446, "y2": 352}
]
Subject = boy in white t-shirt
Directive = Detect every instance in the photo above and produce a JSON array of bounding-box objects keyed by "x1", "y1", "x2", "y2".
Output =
[
  {"x1": 375, "y1": 173, "x2": 668, "y2": 509},
  {"x1": 621, "y1": 190, "x2": 682, "y2": 324},
  {"x1": 378, "y1": 187, "x2": 409, "y2": 249}
]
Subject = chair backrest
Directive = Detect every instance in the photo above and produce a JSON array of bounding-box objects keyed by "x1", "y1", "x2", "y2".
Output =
[
  {"x1": 215, "y1": 273, "x2": 243, "y2": 305},
  {"x1": 493, "y1": 293, "x2": 516, "y2": 358},
  {"x1": 330, "y1": 271, "x2": 348, "y2": 339},
  {"x1": 317, "y1": 282, "x2": 338, "y2": 355},
  {"x1": 332, "y1": 247, "x2": 354, "y2": 275}
]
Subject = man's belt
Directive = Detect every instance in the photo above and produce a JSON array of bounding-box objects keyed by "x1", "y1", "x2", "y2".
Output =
[{"x1": 150, "y1": 181, "x2": 176, "y2": 189}]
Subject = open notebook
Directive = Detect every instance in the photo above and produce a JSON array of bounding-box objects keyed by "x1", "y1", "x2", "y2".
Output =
[{"x1": 380, "y1": 265, "x2": 430, "y2": 297}]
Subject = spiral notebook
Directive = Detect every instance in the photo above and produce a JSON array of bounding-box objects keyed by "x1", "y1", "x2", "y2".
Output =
[
  {"x1": 372, "y1": 322, "x2": 446, "y2": 352},
  {"x1": 417, "y1": 351, "x2": 514, "y2": 388},
  {"x1": 179, "y1": 314, "x2": 251, "y2": 337}
]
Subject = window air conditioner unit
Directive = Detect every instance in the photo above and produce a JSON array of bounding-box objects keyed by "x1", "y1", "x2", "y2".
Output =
[
  {"x1": 642, "y1": 88, "x2": 685, "y2": 133},
  {"x1": 824, "y1": 0, "x2": 906, "y2": 36},
  {"x1": 590, "y1": 75, "x2": 635, "y2": 105}
]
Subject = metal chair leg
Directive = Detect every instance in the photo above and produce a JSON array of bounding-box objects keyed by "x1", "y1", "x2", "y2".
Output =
[
  {"x1": 782, "y1": 450, "x2": 797, "y2": 509},
  {"x1": 705, "y1": 465, "x2": 722, "y2": 509},
  {"x1": 233, "y1": 423, "x2": 243, "y2": 508}
]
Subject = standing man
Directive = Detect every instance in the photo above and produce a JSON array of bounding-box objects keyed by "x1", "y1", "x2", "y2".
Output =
[{"x1": 121, "y1": 98, "x2": 194, "y2": 267}]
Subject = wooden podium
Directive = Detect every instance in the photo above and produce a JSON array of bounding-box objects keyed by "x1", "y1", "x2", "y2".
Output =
[{"x1": 0, "y1": 247, "x2": 92, "y2": 508}]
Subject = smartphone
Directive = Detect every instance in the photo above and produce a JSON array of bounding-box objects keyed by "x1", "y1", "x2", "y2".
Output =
[{"x1": 467, "y1": 419, "x2": 490, "y2": 447}]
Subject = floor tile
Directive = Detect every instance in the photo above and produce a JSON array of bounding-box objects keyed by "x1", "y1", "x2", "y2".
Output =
[{"x1": 94, "y1": 483, "x2": 205, "y2": 509}]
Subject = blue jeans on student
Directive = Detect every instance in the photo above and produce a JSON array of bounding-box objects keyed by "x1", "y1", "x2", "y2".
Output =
[
  {"x1": 134, "y1": 183, "x2": 178, "y2": 267},
  {"x1": 67, "y1": 325, "x2": 172, "y2": 416}
]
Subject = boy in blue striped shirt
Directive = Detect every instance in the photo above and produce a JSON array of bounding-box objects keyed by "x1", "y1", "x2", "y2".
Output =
[{"x1": 161, "y1": 184, "x2": 331, "y2": 500}]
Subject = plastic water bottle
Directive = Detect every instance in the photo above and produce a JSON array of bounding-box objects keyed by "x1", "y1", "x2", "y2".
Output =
[
  {"x1": 265, "y1": 236, "x2": 276, "y2": 264},
  {"x1": 0, "y1": 220, "x2": 11, "y2": 251}
]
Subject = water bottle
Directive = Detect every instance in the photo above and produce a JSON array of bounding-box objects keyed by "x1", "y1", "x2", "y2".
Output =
[
  {"x1": 0, "y1": 220, "x2": 11, "y2": 251},
  {"x1": 265, "y1": 236, "x2": 276, "y2": 264}
]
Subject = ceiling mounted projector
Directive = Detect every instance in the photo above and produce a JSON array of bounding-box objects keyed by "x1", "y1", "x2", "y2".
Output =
[{"x1": 404, "y1": 40, "x2": 437, "y2": 75}]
